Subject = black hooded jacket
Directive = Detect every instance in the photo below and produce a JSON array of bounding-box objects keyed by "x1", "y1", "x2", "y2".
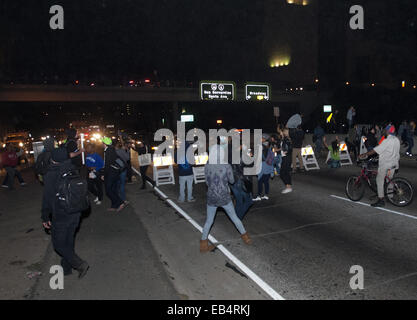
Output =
[{"x1": 41, "y1": 159, "x2": 74, "y2": 222}]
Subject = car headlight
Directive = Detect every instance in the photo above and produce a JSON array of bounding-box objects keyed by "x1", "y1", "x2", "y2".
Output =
[{"x1": 19, "y1": 142, "x2": 24, "y2": 147}]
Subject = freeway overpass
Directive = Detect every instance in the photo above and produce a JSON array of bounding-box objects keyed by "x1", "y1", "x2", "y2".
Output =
[{"x1": 0, "y1": 84, "x2": 317, "y2": 103}]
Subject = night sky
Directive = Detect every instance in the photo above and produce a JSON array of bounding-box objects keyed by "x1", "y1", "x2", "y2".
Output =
[
  {"x1": 0, "y1": 0, "x2": 265, "y2": 82},
  {"x1": 0, "y1": 1, "x2": 417, "y2": 134}
]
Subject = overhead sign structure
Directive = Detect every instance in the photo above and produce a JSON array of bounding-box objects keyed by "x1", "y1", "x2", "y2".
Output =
[
  {"x1": 245, "y1": 83, "x2": 271, "y2": 101},
  {"x1": 180, "y1": 114, "x2": 194, "y2": 122},
  {"x1": 200, "y1": 81, "x2": 235, "y2": 101}
]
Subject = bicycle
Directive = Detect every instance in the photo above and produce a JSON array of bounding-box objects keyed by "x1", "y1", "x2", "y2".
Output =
[{"x1": 345, "y1": 158, "x2": 414, "y2": 207}]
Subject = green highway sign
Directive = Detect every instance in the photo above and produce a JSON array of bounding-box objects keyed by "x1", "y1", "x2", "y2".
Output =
[
  {"x1": 245, "y1": 83, "x2": 270, "y2": 101},
  {"x1": 200, "y1": 81, "x2": 235, "y2": 101}
]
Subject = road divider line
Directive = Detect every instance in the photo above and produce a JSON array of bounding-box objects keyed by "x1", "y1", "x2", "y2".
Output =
[
  {"x1": 330, "y1": 195, "x2": 417, "y2": 221},
  {"x1": 133, "y1": 166, "x2": 284, "y2": 300}
]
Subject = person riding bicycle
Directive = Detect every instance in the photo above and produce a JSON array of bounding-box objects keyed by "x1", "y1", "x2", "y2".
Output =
[{"x1": 359, "y1": 125, "x2": 400, "y2": 207}]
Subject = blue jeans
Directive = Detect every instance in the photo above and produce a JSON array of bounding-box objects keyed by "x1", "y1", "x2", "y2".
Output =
[
  {"x1": 51, "y1": 212, "x2": 84, "y2": 272},
  {"x1": 230, "y1": 183, "x2": 253, "y2": 220},
  {"x1": 407, "y1": 137, "x2": 414, "y2": 154},
  {"x1": 3, "y1": 166, "x2": 24, "y2": 189},
  {"x1": 328, "y1": 159, "x2": 341, "y2": 168},
  {"x1": 117, "y1": 170, "x2": 127, "y2": 201},
  {"x1": 202, "y1": 202, "x2": 246, "y2": 240},
  {"x1": 273, "y1": 155, "x2": 282, "y2": 175},
  {"x1": 105, "y1": 171, "x2": 123, "y2": 208},
  {"x1": 179, "y1": 175, "x2": 194, "y2": 201},
  {"x1": 257, "y1": 174, "x2": 270, "y2": 196},
  {"x1": 315, "y1": 140, "x2": 323, "y2": 155}
]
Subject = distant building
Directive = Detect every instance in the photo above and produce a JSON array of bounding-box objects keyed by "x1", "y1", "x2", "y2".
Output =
[
  {"x1": 263, "y1": 0, "x2": 417, "y2": 90},
  {"x1": 263, "y1": 0, "x2": 319, "y2": 87}
]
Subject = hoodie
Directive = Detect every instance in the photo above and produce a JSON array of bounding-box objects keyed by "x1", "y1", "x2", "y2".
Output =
[{"x1": 41, "y1": 159, "x2": 74, "y2": 222}]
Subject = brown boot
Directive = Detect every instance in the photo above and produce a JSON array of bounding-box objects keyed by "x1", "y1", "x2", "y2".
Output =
[
  {"x1": 200, "y1": 240, "x2": 215, "y2": 253},
  {"x1": 241, "y1": 233, "x2": 252, "y2": 245}
]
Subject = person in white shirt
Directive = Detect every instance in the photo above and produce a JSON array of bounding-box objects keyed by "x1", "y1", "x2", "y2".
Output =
[
  {"x1": 346, "y1": 106, "x2": 356, "y2": 129},
  {"x1": 360, "y1": 125, "x2": 400, "y2": 207}
]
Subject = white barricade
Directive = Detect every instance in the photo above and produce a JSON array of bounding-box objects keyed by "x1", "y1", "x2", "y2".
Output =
[
  {"x1": 153, "y1": 154, "x2": 175, "y2": 186},
  {"x1": 192, "y1": 166, "x2": 206, "y2": 184},
  {"x1": 192, "y1": 153, "x2": 208, "y2": 184},
  {"x1": 326, "y1": 141, "x2": 352, "y2": 166},
  {"x1": 299, "y1": 145, "x2": 320, "y2": 171}
]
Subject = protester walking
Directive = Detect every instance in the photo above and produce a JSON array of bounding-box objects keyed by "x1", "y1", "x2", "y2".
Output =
[
  {"x1": 313, "y1": 124, "x2": 325, "y2": 158},
  {"x1": 37, "y1": 138, "x2": 56, "y2": 223},
  {"x1": 280, "y1": 128, "x2": 293, "y2": 194},
  {"x1": 346, "y1": 106, "x2": 356, "y2": 129},
  {"x1": 64, "y1": 128, "x2": 83, "y2": 170},
  {"x1": 41, "y1": 147, "x2": 89, "y2": 278},
  {"x1": 102, "y1": 137, "x2": 125, "y2": 212},
  {"x1": 115, "y1": 141, "x2": 130, "y2": 205},
  {"x1": 85, "y1": 144, "x2": 104, "y2": 205},
  {"x1": 1, "y1": 144, "x2": 26, "y2": 190},
  {"x1": 175, "y1": 141, "x2": 195, "y2": 202},
  {"x1": 291, "y1": 126, "x2": 305, "y2": 173},
  {"x1": 270, "y1": 135, "x2": 281, "y2": 176},
  {"x1": 253, "y1": 134, "x2": 274, "y2": 201},
  {"x1": 200, "y1": 144, "x2": 251, "y2": 253}
]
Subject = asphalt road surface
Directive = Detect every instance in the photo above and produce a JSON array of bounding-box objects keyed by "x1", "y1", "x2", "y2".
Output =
[
  {"x1": 2, "y1": 155, "x2": 417, "y2": 300},
  {"x1": 130, "y1": 155, "x2": 417, "y2": 300}
]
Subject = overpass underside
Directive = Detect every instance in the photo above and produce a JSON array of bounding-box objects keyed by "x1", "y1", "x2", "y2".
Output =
[{"x1": 0, "y1": 85, "x2": 314, "y2": 104}]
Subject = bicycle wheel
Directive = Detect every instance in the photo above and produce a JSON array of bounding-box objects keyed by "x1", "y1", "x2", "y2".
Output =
[
  {"x1": 385, "y1": 177, "x2": 414, "y2": 207},
  {"x1": 346, "y1": 176, "x2": 365, "y2": 201}
]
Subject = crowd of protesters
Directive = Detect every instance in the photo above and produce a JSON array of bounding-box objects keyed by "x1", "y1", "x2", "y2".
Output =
[{"x1": 1, "y1": 109, "x2": 416, "y2": 269}]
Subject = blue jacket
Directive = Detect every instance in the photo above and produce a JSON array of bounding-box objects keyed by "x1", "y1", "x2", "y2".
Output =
[
  {"x1": 175, "y1": 142, "x2": 193, "y2": 176},
  {"x1": 258, "y1": 147, "x2": 274, "y2": 178},
  {"x1": 86, "y1": 153, "x2": 104, "y2": 170}
]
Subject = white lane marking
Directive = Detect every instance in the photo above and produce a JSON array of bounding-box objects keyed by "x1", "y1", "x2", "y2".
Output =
[
  {"x1": 133, "y1": 166, "x2": 285, "y2": 300},
  {"x1": 330, "y1": 195, "x2": 417, "y2": 221},
  {"x1": 164, "y1": 195, "x2": 284, "y2": 300},
  {"x1": 132, "y1": 166, "x2": 158, "y2": 190}
]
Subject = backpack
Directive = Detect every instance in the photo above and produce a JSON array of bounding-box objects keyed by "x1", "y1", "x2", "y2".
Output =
[
  {"x1": 35, "y1": 151, "x2": 51, "y2": 176},
  {"x1": 111, "y1": 156, "x2": 127, "y2": 173},
  {"x1": 55, "y1": 170, "x2": 90, "y2": 214}
]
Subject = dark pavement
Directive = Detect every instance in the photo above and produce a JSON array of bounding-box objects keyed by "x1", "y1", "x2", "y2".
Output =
[
  {"x1": 1, "y1": 153, "x2": 417, "y2": 300},
  {"x1": 136, "y1": 155, "x2": 417, "y2": 300}
]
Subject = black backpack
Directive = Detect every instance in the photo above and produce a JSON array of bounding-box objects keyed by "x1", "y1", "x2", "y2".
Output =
[
  {"x1": 35, "y1": 151, "x2": 51, "y2": 176},
  {"x1": 55, "y1": 170, "x2": 90, "y2": 214}
]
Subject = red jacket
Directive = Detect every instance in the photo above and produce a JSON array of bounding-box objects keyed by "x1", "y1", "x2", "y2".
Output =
[{"x1": 2, "y1": 151, "x2": 19, "y2": 167}]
